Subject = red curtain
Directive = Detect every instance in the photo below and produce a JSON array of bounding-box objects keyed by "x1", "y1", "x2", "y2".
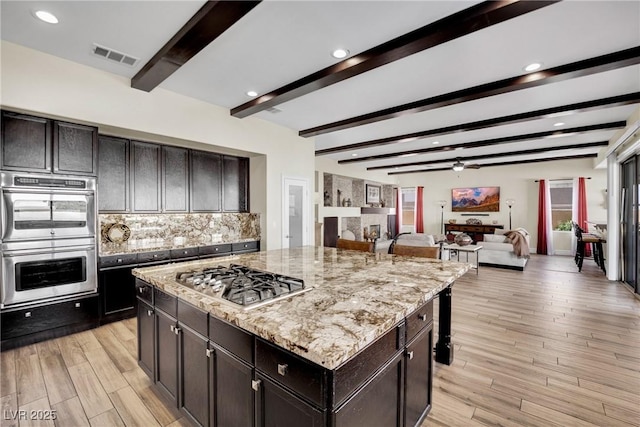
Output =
[
  {"x1": 395, "y1": 188, "x2": 401, "y2": 237},
  {"x1": 416, "y1": 186, "x2": 424, "y2": 233},
  {"x1": 537, "y1": 180, "x2": 548, "y2": 255},
  {"x1": 577, "y1": 177, "x2": 591, "y2": 257}
]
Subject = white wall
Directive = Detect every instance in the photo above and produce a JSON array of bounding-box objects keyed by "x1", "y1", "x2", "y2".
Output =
[
  {"x1": 396, "y1": 158, "x2": 607, "y2": 251},
  {"x1": 0, "y1": 41, "x2": 315, "y2": 250}
]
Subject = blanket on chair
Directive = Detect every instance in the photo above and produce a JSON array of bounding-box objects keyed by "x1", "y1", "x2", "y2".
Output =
[{"x1": 505, "y1": 229, "x2": 530, "y2": 259}]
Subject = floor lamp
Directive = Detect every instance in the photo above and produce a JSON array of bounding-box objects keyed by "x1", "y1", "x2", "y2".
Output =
[
  {"x1": 437, "y1": 200, "x2": 447, "y2": 234},
  {"x1": 506, "y1": 199, "x2": 515, "y2": 230}
]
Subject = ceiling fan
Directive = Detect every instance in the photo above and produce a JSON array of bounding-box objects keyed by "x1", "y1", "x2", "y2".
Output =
[{"x1": 452, "y1": 159, "x2": 481, "y2": 171}]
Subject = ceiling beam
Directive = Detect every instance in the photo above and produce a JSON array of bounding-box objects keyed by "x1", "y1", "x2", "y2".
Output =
[
  {"x1": 337, "y1": 121, "x2": 625, "y2": 164},
  {"x1": 367, "y1": 141, "x2": 608, "y2": 171},
  {"x1": 387, "y1": 154, "x2": 598, "y2": 175},
  {"x1": 315, "y1": 92, "x2": 640, "y2": 155},
  {"x1": 301, "y1": 46, "x2": 640, "y2": 137},
  {"x1": 230, "y1": 0, "x2": 557, "y2": 118},
  {"x1": 132, "y1": 1, "x2": 261, "y2": 92}
]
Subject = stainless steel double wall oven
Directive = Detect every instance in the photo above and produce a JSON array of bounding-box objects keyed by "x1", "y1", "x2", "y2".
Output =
[{"x1": 1, "y1": 172, "x2": 98, "y2": 308}]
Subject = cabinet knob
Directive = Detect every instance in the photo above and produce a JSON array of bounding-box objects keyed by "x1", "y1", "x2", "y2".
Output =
[
  {"x1": 170, "y1": 325, "x2": 175, "y2": 332},
  {"x1": 419, "y1": 314, "x2": 428, "y2": 322},
  {"x1": 25, "y1": 311, "x2": 32, "y2": 318},
  {"x1": 147, "y1": 310, "x2": 153, "y2": 316},
  {"x1": 183, "y1": 251, "x2": 188, "y2": 255},
  {"x1": 251, "y1": 379, "x2": 261, "y2": 391},
  {"x1": 407, "y1": 351, "x2": 414, "y2": 360},
  {"x1": 174, "y1": 326, "x2": 181, "y2": 335},
  {"x1": 50, "y1": 231, "x2": 55, "y2": 235},
  {"x1": 277, "y1": 363, "x2": 288, "y2": 376},
  {"x1": 117, "y1": 258, "x2": 123, "y2": 263},
  {"x1": 206, "y1": 348, "x2": 213, "y2": 358},
  {"x1": 75, "y1": 302, "x2": 81, "y2": 308}
]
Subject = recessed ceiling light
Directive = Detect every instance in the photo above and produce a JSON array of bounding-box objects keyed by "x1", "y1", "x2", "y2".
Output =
[
  {"x1": 553, "y1": 122, "x2": 565, "y2": 127},
  {"x1": 331, "y1": 48, "x2": 349, "y2": 59},
  {"x1": 34, "y1": 10, "x2": 59, "y2": 24},
  {"x1": 432, "y1": 141, "x2": 440, "y2": 145},
  {"x1": 246, "y1": 90, "x2": 258, "y2": 97},
  {"x1": 524, "y1": 62, "x2": 542, "y2": 72},
  {"x1": 351, "y1": 153, "x2": 358, "y2": 157}
]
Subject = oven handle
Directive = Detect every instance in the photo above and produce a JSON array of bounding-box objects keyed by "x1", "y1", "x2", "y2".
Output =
[
  {"x1": 2, "y1": 188, "x2": 95, "y2": 196},
  {"x1": 2, "y1": 246, "x2": 96, "y2": 257}
]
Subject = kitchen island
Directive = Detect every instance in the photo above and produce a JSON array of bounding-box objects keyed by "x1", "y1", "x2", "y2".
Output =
[{"x1": 133, "y1": 246, "x2": 470, "y2": 427}]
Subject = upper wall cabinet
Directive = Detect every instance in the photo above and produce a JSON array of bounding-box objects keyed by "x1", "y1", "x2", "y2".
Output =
[
  {"x1": 223, "y1": 155, "x2": 249, "y2": 212},
  {"x1": 162, "y1": 146, "x2": 189, "y2": 212},
  {"x1": 190, "y1": 150, "x2": 222, "y2": 212},
  {"x1": 130, "y1": 141, "x2": 162, "y2": 213},
  {"x1": 1, "y1": 110, "x2": 97, "y2": 176},
  {"x1": 98, "y1": 136, "x2": 130, "y2": 212}
]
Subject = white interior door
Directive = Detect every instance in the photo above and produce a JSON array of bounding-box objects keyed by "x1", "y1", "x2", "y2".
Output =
[{"x1": 283, "y1": 177, "x2": 308, "y2": 249}]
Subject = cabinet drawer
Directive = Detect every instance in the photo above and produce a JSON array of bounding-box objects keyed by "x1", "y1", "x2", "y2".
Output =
[
  {"x1": 138, "y1": 250, "x2": 171, "y2": 264},
  {"x1": 154, "y1": 288, "x2": 177, "y2": 317},
  {"x1": 255, "y1": 338, "x2": 326, "y2": 407},
  {"x1": 135, "y1": 279, "x2": 154, "y2": 304},
  {"x1": 1, "y1": 295, "x2": 98, "y2": 340},
  {"x1": 209, "y1": 315, "x2": 253, "y2": 363},
  {"x1": 99, "y1": 253, "x2": 138, "y2": 268},
  {"x1": 198, "y1": 244, "x2": 232, "y2": 257},
  {"x1": 177, "y1": 299, "x2": 207, "y2": 337},
  {"x1": 170, "y1": 247, "x2": 199, "y2": 260},
  {"x1": 406, "y1": 300, "x2": 433, "y2": 342},
  {"x1": 231, "y1": 241, "x2": 258, "y2": 252}
]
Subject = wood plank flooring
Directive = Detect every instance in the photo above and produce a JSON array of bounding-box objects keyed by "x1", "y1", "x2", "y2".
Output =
[{"x1": 0, "y1": 254, "x2": 638, "y2": 426}]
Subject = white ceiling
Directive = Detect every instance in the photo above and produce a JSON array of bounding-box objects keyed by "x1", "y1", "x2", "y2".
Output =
[{"x1": 1, "y1": 0, "x2": 639, "y2": 174}]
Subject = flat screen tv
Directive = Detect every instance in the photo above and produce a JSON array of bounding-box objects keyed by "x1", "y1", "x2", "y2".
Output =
[{"x1": 452, "y1": 187, "x2": 500, "y2": 212}]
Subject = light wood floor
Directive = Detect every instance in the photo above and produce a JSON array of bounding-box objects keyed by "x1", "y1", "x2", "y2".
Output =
[{"x1": 1, "y1": 255, "x2": 638, "y2": 427}]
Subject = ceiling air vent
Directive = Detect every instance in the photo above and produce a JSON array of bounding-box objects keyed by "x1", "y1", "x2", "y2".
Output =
[{"x1": 92, "y1": 43, "x2": 138, "y2": 67}]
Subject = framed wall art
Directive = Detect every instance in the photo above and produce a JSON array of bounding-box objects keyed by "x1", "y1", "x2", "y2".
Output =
[{"x1": 366, "y1": 184, "x2": 381, "y2": 204}]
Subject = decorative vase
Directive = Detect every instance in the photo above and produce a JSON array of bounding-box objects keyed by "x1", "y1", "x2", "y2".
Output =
[{"x1": 454, "y1": 233, "x2": 472, "y2": 246}]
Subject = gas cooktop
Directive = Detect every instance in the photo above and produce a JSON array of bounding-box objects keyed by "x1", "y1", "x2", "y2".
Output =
[{"x1": 174, "y1": 264, "x2": 309, "y2": 310}]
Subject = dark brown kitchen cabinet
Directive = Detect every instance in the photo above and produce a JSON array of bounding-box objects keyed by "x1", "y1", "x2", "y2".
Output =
[
  {"x1": 156, "y1": 308, "x2": 179, "y2": 404},
  {"x1": 405, "y1": 325, "x2": 433, "y2": 427},
  {"x1": 131, "y1": 140, "x2": 161, "y2": 212},
  {"x1": 53, "y1": 121, "x2": 98, "y2": 176},
  {"x1": 162, "y1": 146, "x2": 189, "y2": 212},
  {"x1": 1, "y1": 111, "x2": 97, "y2": 176},
  {"x1": 255, "y1": 372, "x2": 325, "y2": 427},
  {"x1": 99, "y1": 264, "x2": 136, "y2": 323},
  {"x1": 137, "y1": 299, "x2": 155, "y2": 379},
  {"x1": 180, "y1": 324, "x2": 209, "y2": 427},
  {"x1": 98, "y1": 135, "x2": 129, "y2": 212},
  {"x1": 190, "y1": 150, "x2": 221, "y2": 212},
  {"x1": 211, "y1": 344, "x2": 254, "y2": 427},
  {"x1": 223, "y1": 155, "x2": 249, "y2": 212}
]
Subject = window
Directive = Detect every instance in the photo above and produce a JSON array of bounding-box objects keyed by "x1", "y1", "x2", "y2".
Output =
[
  {"x1": 550, "y1": 180, "x2": 573, "y2": 230},
  {"x1": 401, "y1": 188, "x2": 415, "y2": 229}
]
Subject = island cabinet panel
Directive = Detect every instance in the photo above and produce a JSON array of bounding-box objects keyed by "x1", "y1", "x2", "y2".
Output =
[
  {"x1": 222, "y1": 155, "x2": 249, "y2": 212},
  {"x1": 405, "y1": 325, "x2": 433, "y2": 427},
  {"x1": 209, "y1": 315, "x2": 253, "y2": 363},
  {"x1": 98, "y1": 135, "x2": 130, "y2": 212},
  {"x1": 130, "y1": 140, "x2": 162, "y2": 212},
  {"x1": 179, "y1": 324, "x2": 209, "y2": 427},
  {"x1": 406, "y1": 300, "x2": 433, "y2": 342},
  {"x1": 162, "y1": 145, "x2": 189, "y2": 212},
  {"x1": 99, "y1": 264, "x2": 137, "y2": 322},
  {"x1": 211, "y1": 344, "x2": 254, "y2": 427},
  {"x1": 155, "y1": 308, "x2": 179, "y2": 404},
  {"x1": 53, "y1": 121, "x2": 98, "y2": 176},
  {"x1": 255, "y1": 373, "x2": 326, "y2": 427},
  {"x1": 190, "y1": 150, "x2": 222, "y2": 212},
  {"x1": 1, "y1": 111, "x2": 51, "y2": 172},
  {"x1": 137, "y1": 299, "x2": 155, "y2": 379},
  {"x1": 333, "y1": 352, "x2": 404, "y2": 427}
]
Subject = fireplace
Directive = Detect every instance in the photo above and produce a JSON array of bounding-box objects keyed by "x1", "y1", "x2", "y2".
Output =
[{"x1": 369, "y1": 224, "x2": 380, "y2": 239}]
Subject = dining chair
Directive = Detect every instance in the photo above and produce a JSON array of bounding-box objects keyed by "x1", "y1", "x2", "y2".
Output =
[
  {"x1": 392, "y1": 244, "x2": 440, "y2": 259},
  {"x1": 336, "y1": 238, "x2": 375, "y2": 253}
]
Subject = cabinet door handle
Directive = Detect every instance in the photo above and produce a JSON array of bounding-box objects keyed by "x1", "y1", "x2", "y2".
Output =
[
  {"x1": 117, "y1": 258, "x2": 123, "y2": 263},
  {"x1": 170, "y1": 325, "x2": 175, "y2": 332},
  {"x1": 251, "y1": 379, "x2": 261, "y2": 391},
  {"x1": 174, "y1": 326, "x2": 181, "y2": 335},
  {"x1": 277, "y1": 363, "x2": 288, "y2": 376},
  {"x1": 407, "y1": 351, "x2": 414, "y2": 360},
  {"x1": 75, "y1": 302, "x2": 81, "y2": 308},
  {"x1": 25, "y1": 311, "x2": 32, "y2": 318},
  {"x1": 419, "y1": 314, "x2": 428, "y2": 322},
  {"x1": 206, "y1": 348, "x2": 213, "y2": 358},
  {"x1": 139, "y1": 287, "x2": 144, "y2": 294},
  {"x1": 147, "y1": 310, "x2": 153, "y2": 316}
]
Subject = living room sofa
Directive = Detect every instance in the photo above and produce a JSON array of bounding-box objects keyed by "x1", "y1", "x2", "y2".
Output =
[
  {"x1": 390, "y1": 233, "x2": 450, "y2": 260},
  {"x1": 479, "y1": 228, "x2": 530, "y2": 270}
]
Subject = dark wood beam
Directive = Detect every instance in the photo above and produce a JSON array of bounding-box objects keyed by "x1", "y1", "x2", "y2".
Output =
[
  {"x1": 316, "y1": 92, "x2": 640, "y2": 155},
  {"x1": 388, "y1": 154, "x2": 598, "y2": 175},
  {"x1": 367, "y1": 141, "x2": 607, "y2": 171},
  {"x1": 132, "y1": 1, "x2": 261, "y2": 92},
  {"x1": 230, "y1": 0, "x2": 558, "y2": 118},
  {"x1": 338, "y1": 121, "x2": 625, "y2": 164},
  {"x1": 302, "y1": 46, "x2": 640, "y2": 137}
]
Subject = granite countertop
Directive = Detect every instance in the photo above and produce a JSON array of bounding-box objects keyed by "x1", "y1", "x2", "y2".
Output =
[
  {"x1": 100, "y1": 237, "x2": 258, "y2": 256},
  {"x1": 132, "y1": 246, "x2": 470, "y2": 370}
]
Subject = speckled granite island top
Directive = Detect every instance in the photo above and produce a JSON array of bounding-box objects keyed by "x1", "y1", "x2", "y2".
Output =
[{"x1": 132, "y1": 246, "x2": 470, "y2": 370}]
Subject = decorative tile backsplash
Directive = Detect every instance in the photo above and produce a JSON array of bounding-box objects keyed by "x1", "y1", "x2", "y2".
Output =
[{"x1": 99, "y1": 213, "x2": 260, "y2": 246}]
